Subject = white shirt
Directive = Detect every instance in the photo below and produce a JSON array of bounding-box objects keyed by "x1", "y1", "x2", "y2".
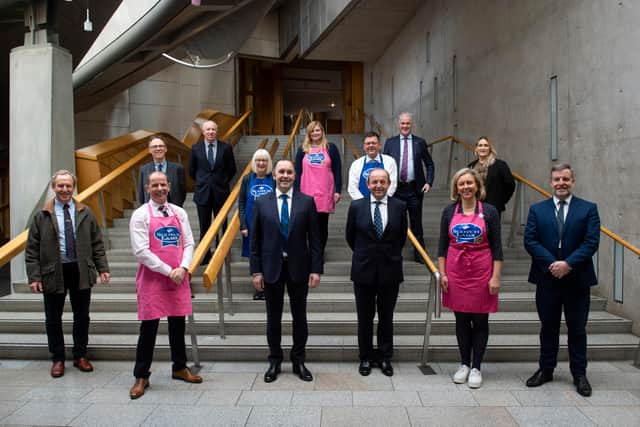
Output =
[
  {"x1": 369, "y1": 195, "x2": 389, "y2": 230},
  {"x1": 205, "y1": 139, "x2": 218, "y2": 163},
  {"x1": 129, "y1": 200, "x2": 194, "y2": 276},
  {"x1": 153, "y1": 160, "x2": 167, "y2": 173},
  {"x1": 399, "y1": 134, "x2": 415, "y2": 182},
  {"x1": 553, "y1": 194, "x2": 572, "y2": 220},
  {"x1": 347, "y1": 154, "x2": 398, "y2": 200},
  {"x1": 54, "y1": 198, "x2": 76, "y2": 262},
  {"x1": 275, "y1": 188, "x2": 293, "y2": 219}
]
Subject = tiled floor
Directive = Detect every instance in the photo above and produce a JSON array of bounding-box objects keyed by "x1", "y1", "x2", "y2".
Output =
[{"x1": 1, "y1": 360, "x2": 639, "y2": 426}]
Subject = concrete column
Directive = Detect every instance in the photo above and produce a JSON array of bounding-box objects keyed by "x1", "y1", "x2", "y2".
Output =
[{"x1": 9, "y1": 44, "x2": 75, "y2": 283}]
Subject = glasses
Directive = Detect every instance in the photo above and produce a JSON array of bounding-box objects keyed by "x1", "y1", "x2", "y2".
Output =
[{"x1": 149, "y1": 145, "x2": 166, "y2": 149}]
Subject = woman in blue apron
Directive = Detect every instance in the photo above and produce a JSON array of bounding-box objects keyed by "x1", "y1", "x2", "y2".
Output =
[{"x1": 239, "y1": 149, "x2": 274, "y2": 300}]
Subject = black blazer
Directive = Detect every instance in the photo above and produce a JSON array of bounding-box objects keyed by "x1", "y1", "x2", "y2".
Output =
[
  {"x1": 138, "y1": 161, "x2": 186, "y2": 207},
  {"x1": 250, "y1": 191, "x2": 323, "y2": 284},
  {"x1": 468, "y1": 158, "x2": 515, "y2": 213},
  {"x1": 524, "y1": 196, "x2": 600, "y2": 288},
  {"x1": 346, "y1": 197, "x2": 407, "y2": 285},
  {"x1": 383, "y1": 134, "x2": 434, "y2": 189},
  {"x1": 189, "y1": 140, "x2": 237, "y2": 206}
]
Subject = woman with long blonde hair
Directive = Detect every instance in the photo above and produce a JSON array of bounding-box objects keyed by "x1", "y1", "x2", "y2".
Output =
[{"x1": 294, "y1": 121, "x2": 342, "y2": 253}]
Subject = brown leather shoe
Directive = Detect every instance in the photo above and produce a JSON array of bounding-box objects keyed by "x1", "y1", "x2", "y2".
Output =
[
  {"x1": 73, "y1": 357, "x2": 94, "y2": 372},
  {"x1": 171, "y1": 367, "x2": 203, "y2": 383},
  {"x1": 51, "y1": 361, "x2": 65, "y2": 378},
  {"x1": 129, "y1": 378, "x2": 149, "y2": 400}
]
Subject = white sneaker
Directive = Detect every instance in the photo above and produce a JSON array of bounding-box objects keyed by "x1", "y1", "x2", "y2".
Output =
[
  {"x1": 453, "y1": 364, "x2": 470, "y2": 384},
  {"x1": 468, "y1": 368, "x2": 483, "y2": 388}
]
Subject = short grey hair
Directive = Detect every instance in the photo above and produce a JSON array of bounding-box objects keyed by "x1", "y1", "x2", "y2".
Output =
[
  {"x1": 50, "y1": 170, "x2": 77, "y2": 187},
  {"x1": 398, "y1": 112, "x2": 413, "y2": 122},
  {"x1": 551, "y1": 163, "x2": 574, "y2": 179},
  {"x1": 251, "y1": 149, "x2": 273, "y2": 174}
]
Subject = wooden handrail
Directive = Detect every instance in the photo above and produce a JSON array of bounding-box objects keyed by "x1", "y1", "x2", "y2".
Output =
[
  {"x1": 189, "y1": 137, "x2": 271, "y2": 275},
  {"x1": 358, "y1": 108, "x2": 389, "y2": 140},
  {"x1": 221, "y1": 110, "x2": 252, "y2": 146},
  {"x1": 342, "y1": 134, "x2": 361, "y2": 159},
  {"x1": 282, "y1": 108, "x2": 304, "y2": 159},
  {"x1": 202, "y1": 139, "x2": 281, "y2": 288},
  {"x1": 431, "y1": 135, "x2": 640, "y2": 257}
]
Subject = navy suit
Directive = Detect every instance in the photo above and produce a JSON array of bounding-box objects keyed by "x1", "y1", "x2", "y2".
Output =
[
  {"x1": 138, "y1": 161, "x2": 186, "y2": 207},
  {"x1": 383, "y1": 134, "x2": 434, "y2": 252},
  {"x1": 346, "y1": 196, "x2": 407, "y2": 361},
  {"x1": 524, "y1": 196, "x2": 600, "y2": 377},
  {"x1": 250, "y1": 191, "x2": 323, "y2": 364},
  {"x1": 189, "y1": 140, "x2": 237, "y2": 250}
]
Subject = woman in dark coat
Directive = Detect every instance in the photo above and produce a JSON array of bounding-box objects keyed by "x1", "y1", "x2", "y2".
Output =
[{"x1": 468, "y1": 136, "x2": 515, "y2": 217}]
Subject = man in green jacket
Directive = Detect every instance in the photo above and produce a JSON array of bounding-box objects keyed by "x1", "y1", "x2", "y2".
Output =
[{"x1": 26, "y1": 170, "x2": 110, "y2": 378}]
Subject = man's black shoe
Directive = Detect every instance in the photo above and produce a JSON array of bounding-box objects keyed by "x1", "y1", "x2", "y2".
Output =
[
  {"x1": 526, "y1": 369, "x2": 553, "y2": 387},
  {"x1": 292, "y1": 363, "x2": 313, "y2": 381},
  {"x1": 380, "y1": 359, "x2": 394, "y2": 377},
  {"x1": 264, "y1": 363, "x2": 281, "y2": 383},
  {"x1": 358, "y1": 360, "x2": 372, "y2": 376},
  {"x1": 574, "y1": 375, "x2": 592, "y2": 397}
]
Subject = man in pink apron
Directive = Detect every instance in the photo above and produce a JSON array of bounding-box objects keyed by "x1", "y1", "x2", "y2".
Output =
[{"x1": 128, "y1": 171, "x2": 202, "y2": 399}]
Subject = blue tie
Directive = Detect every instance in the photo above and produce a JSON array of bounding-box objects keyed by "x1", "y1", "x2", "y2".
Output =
[
  {"x1": 373, "y1": 201, "x2": 383, "y2": 239},
  {"x1": 280, "y1": 194, "x2": 289, "y2": 240},
  {"x1": 207, "y1": 143, "x2": 215, "y2": 168}
]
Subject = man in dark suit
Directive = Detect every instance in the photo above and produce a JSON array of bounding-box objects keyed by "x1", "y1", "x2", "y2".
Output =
[
  {"x1": 383, "y1": 112, "x2": 434, "y2": 263},
  {"x1": 138, "y1": 136, "x2": 186, "y2": 207},
  {"x1": 250, "y1": 159, "x2": 323, "y2": 383},
  {"x1": 189, "y1": 120, "x2": 237, "y2": 261},
  {"x1": 524, "y1": 163, "x2": 600, "y2": 397},
  {"x1": 346, "y1": 168, "x2": 407, "y2": 377}
]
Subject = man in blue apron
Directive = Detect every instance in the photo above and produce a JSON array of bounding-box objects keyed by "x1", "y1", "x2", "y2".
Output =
[{"x1": 347, "y1": 132, "x2": 398, "y2": 200}]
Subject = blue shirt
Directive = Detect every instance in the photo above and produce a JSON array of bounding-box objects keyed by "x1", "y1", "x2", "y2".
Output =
[{"x1": 54, "y1": 198, "x2": 76, "y2": 263}]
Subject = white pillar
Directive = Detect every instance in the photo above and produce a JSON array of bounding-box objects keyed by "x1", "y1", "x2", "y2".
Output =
[{"x1": 9, "y1": 44, "x2": 75, "y2": 284}]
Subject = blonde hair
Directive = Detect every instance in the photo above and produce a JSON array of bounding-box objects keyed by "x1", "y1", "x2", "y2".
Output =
[
  {"x1": 250, "y1": 149, "x2": 273, "y2": 174},
  {"x1": 302, "y1": 121, "x2": 328, "y2": 153},
  {"x1": 474, "y1": 136, "x2": 497, "y2": 160},
  {"x1": 450, "y1": 168, "x2": 486, "y2": 202}
]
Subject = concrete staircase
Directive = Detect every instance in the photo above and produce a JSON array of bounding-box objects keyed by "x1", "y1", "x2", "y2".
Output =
[{"x1": 0, "y1": 136, "x2": 637, "y2": 361}]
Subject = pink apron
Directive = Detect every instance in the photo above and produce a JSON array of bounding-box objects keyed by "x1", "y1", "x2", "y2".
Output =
[
  {"x1": 300, "y1": 146, "x2": 335, "y2": 213},
  {"x1": 442, "y1": 202, "x2": 497, "y2": 313},
  {"x1": 136, "y1": 204, "x2": 192, "y2": 320}
]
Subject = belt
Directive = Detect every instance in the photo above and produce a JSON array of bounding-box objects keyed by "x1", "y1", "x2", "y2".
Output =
[{"x1": 398, "y1": 181, "x2": 417, "y2": 189}]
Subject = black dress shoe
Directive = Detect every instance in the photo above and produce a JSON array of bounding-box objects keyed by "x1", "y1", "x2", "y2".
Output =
[
  {"x1": 526, "y1": 369, "x2": 553, "y2": 387},
  {"x1": 293, "y1": 363, "x2": 313, "y2": 381},
  {"x1": 358, "y1": 360, "x2": 372, "y2": 376},
  {"x1": 253, "y1": 291, "x2": 265, "y2": 300},
  {"x1": 380, "y1": 359, "x2": 394, "y2": 377},
  {"x1": 264, "y1": 363, "x2": 281, "y2": 383},
  {"x1": 574, "y1": 375, "x2": 592, "y2": 397}
]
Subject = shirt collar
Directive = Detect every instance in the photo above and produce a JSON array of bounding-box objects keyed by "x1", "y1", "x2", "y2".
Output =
[
  {"x1": 369, "y1": 195, "x2": 388, "y2": 205},
  {"x1": 154, "y1": 160, "x2": 167, "y2": 167},
  {"x1": 54, "y1": 198, "x2": 75, "y2": 210},
  {"x1": 149, "y1": 199, "x2": 169, "y2": 209},
  {"x1": 366, "y1": 153, "x2": 381, "y2": 162},
  {"x1": 276, "y1": 188, "x2": 293, "y2": 199},
  {"x1": 206, "y1": 139, "x2": 217, "y2": 146},
  {"x1": 553, "y1": 195, "x2": 573, "y2": 207}
]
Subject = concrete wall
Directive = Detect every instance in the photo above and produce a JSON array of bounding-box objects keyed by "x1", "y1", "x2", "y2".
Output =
[
  {"x1": 75, "y1": 60, "x2": 235, "y2": 147},
  {"x1": 299, "y1": 0, "x2": 352, "y2": 55},
  {"x1": 365, "y1": 0, "x2": 640, "y2": 332}
]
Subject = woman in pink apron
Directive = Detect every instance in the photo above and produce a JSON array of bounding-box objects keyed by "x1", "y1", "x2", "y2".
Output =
[
  {"x1": 294, "y1": 121, "x2": 342, "y2": 253},
  {"x1": 438, "y1": 168, "x2": 503, "y2": 389}
]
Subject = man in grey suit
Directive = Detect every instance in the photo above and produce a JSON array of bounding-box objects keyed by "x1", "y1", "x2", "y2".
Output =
[{"x1": 138, "y1": 136, "x2": 186, "y2": 207}]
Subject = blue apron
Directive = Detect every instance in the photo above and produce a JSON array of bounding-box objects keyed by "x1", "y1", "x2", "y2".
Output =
[
  {"x1": 242, "y1": 173, "x2": 274, "y2": 257},
  {"x1": 358, "y1": 156, "x2": 385, "y2": 198}
]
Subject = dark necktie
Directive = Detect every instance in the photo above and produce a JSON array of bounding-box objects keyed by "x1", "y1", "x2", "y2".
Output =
[
  {"x1": 158, "y1": 205, "x2": 169, "y2": 217},
  {"x1": 280, "y1": 194, "x2": 289, "y2": 239},
  {"x1": 63, "y1": 204, "x2": 76, "y2": 260},
  {"x1": 556, "y1": 200, "x2": 566, "y2": 238},
  {"x1": 156, "y1": 163, "x2": 162, "y2": 172},
  {"x1": 373, "y1": 201, "x2": 383, "y2": 239},
  {"x1": 207, "y1": 143, "x2": 215, "y2": 168},
  {"x1": 400, "y1": 136, "x2": 409, "y2": 182}
]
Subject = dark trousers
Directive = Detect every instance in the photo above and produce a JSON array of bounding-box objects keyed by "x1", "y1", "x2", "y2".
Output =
[
  {"x1": 353, "y1": 282, "x2": 400, "y2": 361},
  {"x1": 536, "y1": 283, "x2": 590, "y2": 377},
  {"x1": 133, "y1": 316, "x2": 187, "y2": 379},
  {"x1": 43, "y1": 262, "x2": 91, "y2": 362},
  {"x1": 264, "y1": 261, "x2": 309, "y2": 364},
  {"x1": 394, "y1": 183, "x2": 425, "y2": 252},
  {"x1": 196, "y1": 202, "x2": 227, "y2": 258},
  {"x1": 454, "y1": 312, "x2": 489, "y2": 370},
  {"x1": 317, "y1": 212, "x2": 330, "y2": 254}
]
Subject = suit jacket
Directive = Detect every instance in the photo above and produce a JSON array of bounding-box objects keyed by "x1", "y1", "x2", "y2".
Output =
[
  {"x1": 250, "y1": 191, "x2": 323, "y2": 284},
  {"x1": 383, "y1": 134, "x2": 435, "y2": 190},
  {"x1": 138, "y1": 161, "x2": 186, "y2": 206},
  {"x1": 189, "y1": 140, "x2": 237, "y2": 206},
  {"x1": 468, "y1": 158, "x2": 515, "y2": 213},
  {"x1": 524, "y1": 196, "x2": 600, "y2": 288},
  {"x1": 346, "y1": 197, "x2": 408, "y2": 285}
]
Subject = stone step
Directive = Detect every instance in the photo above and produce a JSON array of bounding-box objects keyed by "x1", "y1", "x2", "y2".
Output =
[
  {"x1": 2, "y1": 290, "x2": 609, "y2": 313},
  {"x1": 0, "y1": 310, "x2": 630, "y2": 336},
  {"x1": 0, "y1": 332, "x2": 635, "y2": 361}
]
